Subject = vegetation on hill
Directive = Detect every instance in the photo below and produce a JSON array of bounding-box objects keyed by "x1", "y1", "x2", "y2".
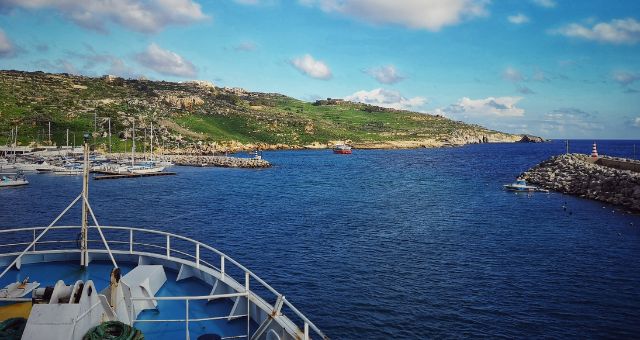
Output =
[{"x1": 0, "y1": 70, "x2": 523, "y2": 152}]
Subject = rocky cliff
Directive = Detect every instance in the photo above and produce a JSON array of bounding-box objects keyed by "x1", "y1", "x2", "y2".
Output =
[{"x1": 523, "y1": 154, "x2": 640, "y2": 212}]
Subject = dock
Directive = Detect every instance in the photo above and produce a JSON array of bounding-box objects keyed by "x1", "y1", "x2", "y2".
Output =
[{"x1": 93, "y1": 172, "x2": 176, "y2": 180}]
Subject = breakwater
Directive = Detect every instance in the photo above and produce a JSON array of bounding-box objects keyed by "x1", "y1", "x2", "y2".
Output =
[
  {"x1": 523, "y1": 154, "x2": 640, "y2": 212},
  {"x1": 167, "y1": 155, "x2": 271, "y2": 168},
  {"x1": 106, "y1": 153, "x2": 271, "y2": 168}
]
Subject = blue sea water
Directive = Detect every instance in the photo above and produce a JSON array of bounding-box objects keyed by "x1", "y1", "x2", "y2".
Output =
[{"x1": 1, "y1": 139, "x2": 640, "y2": 339}]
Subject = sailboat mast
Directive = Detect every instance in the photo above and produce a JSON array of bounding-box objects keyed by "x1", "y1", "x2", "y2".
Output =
[
  {"x1": 131, "y1": 120, "x2": 135, "y2": 167},
  {"x1": 150, "y1": 122, "x2": 154, "y2": 161}
]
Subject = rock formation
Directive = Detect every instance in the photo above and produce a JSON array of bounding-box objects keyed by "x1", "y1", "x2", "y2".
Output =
[{"x1": 523, "y1": 154, "x2": 640, "y2": 212}]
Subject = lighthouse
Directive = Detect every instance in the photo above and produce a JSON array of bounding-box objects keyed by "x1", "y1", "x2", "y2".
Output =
[{"x1": 591, "y1": 142, "x2": 599, "y2": 158}]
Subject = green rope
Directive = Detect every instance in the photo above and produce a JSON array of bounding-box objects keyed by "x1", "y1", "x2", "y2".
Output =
[
  {"x1": 83, "y1": 321, "x2": 144, "y2": 340},
  {"x1": 0, "y1": 317, "x2": 27, "y2": 340}
]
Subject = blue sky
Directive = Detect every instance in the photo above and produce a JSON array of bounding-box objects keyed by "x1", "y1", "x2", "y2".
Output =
[{"x1": 0, "y1": 0, "x2": 639, "y2": 139}]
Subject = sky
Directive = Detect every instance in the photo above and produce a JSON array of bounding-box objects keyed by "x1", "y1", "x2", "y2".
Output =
[{"x1": 0, "y1": 0, "x2": 639, "y2": 139}]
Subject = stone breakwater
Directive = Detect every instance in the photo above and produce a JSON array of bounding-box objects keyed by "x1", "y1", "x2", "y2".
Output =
[
  {"x1": 523, "y1": 154, "x2": 640, "y2": 212},
  {"x1": 168, "y1": 155, "x2": 271, "y2": 168}
]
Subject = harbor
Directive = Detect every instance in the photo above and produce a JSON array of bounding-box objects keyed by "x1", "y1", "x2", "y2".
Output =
[
  {"x1": 2, "y1": 140, "x2": 639, "y2": 339},
  {"x1": 0, "y1": 146, "x2": 271, "y2": 185}
]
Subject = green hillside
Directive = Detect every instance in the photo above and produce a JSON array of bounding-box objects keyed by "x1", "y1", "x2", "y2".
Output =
[{"x1": 0, "y1": 70, "x2": 523, "y2": 152}]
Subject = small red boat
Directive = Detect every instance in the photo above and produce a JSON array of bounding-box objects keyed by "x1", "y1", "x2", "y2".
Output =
[{"x1": 333, "y1": 144, "x2": 352, "y2": 154}]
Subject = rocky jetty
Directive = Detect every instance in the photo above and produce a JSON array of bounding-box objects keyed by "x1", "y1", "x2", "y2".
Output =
[
  {"x1": 523, "y1": 154, "x2": 640, "y2": 212},
  {"x1": 168, "y1": 155, "x2": 271, "y2": 168}
]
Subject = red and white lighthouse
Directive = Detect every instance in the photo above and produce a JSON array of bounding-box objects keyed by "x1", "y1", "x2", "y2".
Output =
[{"x1": 591, "y1": 142, "x2": 599, "y2": 158}]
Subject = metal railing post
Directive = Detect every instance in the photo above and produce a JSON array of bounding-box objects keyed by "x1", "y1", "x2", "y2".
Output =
[
  {"x1": 220, "y1": 256, "x2": 225, "y2": 281},
  {"x1": 304, "y1": 322, "x2": 309, "y2": 340},
  {"x1": 166, "y1": 235, "x2": 170, "y2": 258},
  {"x1": 129, "y1": 229, "x2": 133, "y2": 254},
  {"x1": 196, "y1": 244, "x2": 200, "y2": 269},
  {"x1": 32, "y1": 229, "x2": 36, "y2": 252},
  {"x1": 186, "y1": 299, "x2": 190, "y2": 340},
  {"x1": 246, "y1": 271, "x2": 250, "y2": 339}
]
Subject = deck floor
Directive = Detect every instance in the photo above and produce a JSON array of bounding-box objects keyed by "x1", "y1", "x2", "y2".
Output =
[{"x1": 0, "y1": 260, "x2": 257, "y2": 339}]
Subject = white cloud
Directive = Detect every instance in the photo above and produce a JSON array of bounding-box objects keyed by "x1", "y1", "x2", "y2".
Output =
[
  {"x1": 440, "y1": 96, "x2": 525, "y2": 117},
  {"x1": 613, "y1": 71, "x2": 640, "y2": 86},
  {"x1": 542, "y1": 108, "x2": 603, "y2": 133},
  {"x1": 366, "y1": 65, "x2": 404, "y2": 84},
  {"x1": 532, "y1": 0, "x2": 555, "y2": 8},
  {"x1": 290, "y1": 54, "x2": 332, "y2": 80},
  {"x1": 0, "y1": 28, "x2": 15, "y2": 58},
  {"x1": 65, "y1": 44, "x2": 140, "y2": 78},
  {"x1": 502, "y1": 66, "x2": 524, "y2": 82},
  {"x1": 345, "y1": 88, "x2": 426, "y2": 110},
  {"x1": 136, "y1": 43, "x2": 197, "y2": 78},
  {"x1": 0, "y1": 0, "x2": 208, "y2": 33},
  {"x1": 300, "y1": 0, "x2": 489, "y2": 31},
  {"x1": 635, "y1": 117, "x2": 640, "y2": 127},
  {"x1": 508, "y1": 13, "x2": 529, "y2": 25},
  {"x1": 553, "y1": 18, "x2": 640, "y2": 45}
]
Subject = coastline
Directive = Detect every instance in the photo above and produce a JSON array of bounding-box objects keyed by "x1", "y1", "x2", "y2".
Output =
[{"x1": 121, "y1": 133, "x2": 543, "y2": 155}]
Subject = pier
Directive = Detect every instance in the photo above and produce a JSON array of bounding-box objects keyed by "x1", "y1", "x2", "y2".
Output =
[
  {"x1": 169, "y1": 155, "x2": 271, "y2": 168},
  {"x1": 93, "y1": 172, "x2": 176, "y2": 180}
]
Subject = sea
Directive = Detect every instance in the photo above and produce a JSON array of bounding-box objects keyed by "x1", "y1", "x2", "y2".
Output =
[{"x1": 1, "y1": 139, "x2": 639, "y2": 339}]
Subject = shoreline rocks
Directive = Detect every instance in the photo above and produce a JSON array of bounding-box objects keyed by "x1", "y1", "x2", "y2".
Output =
[
  {"x1": 169, "y1": 155, "x2": 271, "y2": 168},
  {"x1": 523, "y1": 154, "x2": 640, "y2": 212},
  {"x1": 106, "y1": 153, "x2": 271, "y2": 168}
]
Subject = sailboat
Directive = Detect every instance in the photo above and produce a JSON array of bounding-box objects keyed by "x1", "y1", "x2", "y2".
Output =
[{"x1": 126, "y1": 120, "x2": 165, "y2": 174}]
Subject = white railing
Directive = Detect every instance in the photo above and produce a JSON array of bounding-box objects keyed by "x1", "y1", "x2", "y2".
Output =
[{"x1": 0, "y1": 225, "x2": 328, "y2": 340}]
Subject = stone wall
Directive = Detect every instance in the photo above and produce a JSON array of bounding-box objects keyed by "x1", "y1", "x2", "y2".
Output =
[
  {"x1": 595, "y1": 157, "x2": 640, "y2": 173},
  {"x1": 523, "y1": 154, "x2": 640, "y2": 212}
]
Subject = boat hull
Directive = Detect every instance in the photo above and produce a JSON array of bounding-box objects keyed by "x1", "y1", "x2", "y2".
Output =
[
  {"x1": 129, "y1": 166, "x2": 165, "y2": 174},
  {"x1": 333, "y1": 149, "x2": 352, "y2": 154},
  {"x1": 0, "y1": 180, "x2": 28, "y2": 187}
]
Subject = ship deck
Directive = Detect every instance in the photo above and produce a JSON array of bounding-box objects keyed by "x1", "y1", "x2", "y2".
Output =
[{"x1": 0, "y1": 260, "x2": 257, "y2": 339}]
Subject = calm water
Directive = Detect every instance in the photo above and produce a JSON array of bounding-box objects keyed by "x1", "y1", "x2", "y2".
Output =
[{"x1": 1, "y1": 140, "x2": 640, "y2": 339}]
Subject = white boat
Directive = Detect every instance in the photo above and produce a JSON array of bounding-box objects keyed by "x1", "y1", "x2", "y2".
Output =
[
  {"x1": 127, "y1": 163, "x2": 165, "y2": 174},
  {"x1": 15, "y1": 160, "x2": 55, "y2": 172},
  {"x1": 0, "y1": 164, "x2": 16, "y2": 172},
  {"x1": 0, "y1": 173, "x2": 29, "y2": 187},
  {"x1": 503, "y1": 178, "x2": 548, "y2": 192},
  {"x1": 156, "y1": 160, "x2": 174, "y2": 167},
  {"x1": 0, "y1": 277, "x2": 40, "y2": 298},
  {"x1": 52, "y1": 164, "x2": 83, "y2": 176}
]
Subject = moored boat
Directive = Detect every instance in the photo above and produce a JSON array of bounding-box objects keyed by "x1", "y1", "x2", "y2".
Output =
[
  {"x1": 52, "y1": 163, "x2": 83, "y2": 175},
  {"x1": 333, "y1": 144, "x2": 352, "y2": 154},
  {"x1": 503, "y1": 178, "x2": 548, "y2": 192},
  {"x1": 0, "y1": 172, "x2": 29, "y2": 187}
]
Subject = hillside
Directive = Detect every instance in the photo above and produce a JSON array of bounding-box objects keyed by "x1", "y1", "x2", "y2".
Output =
[{"x1": 0, "y1": 70, "x2": 531, "y2": 153}]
